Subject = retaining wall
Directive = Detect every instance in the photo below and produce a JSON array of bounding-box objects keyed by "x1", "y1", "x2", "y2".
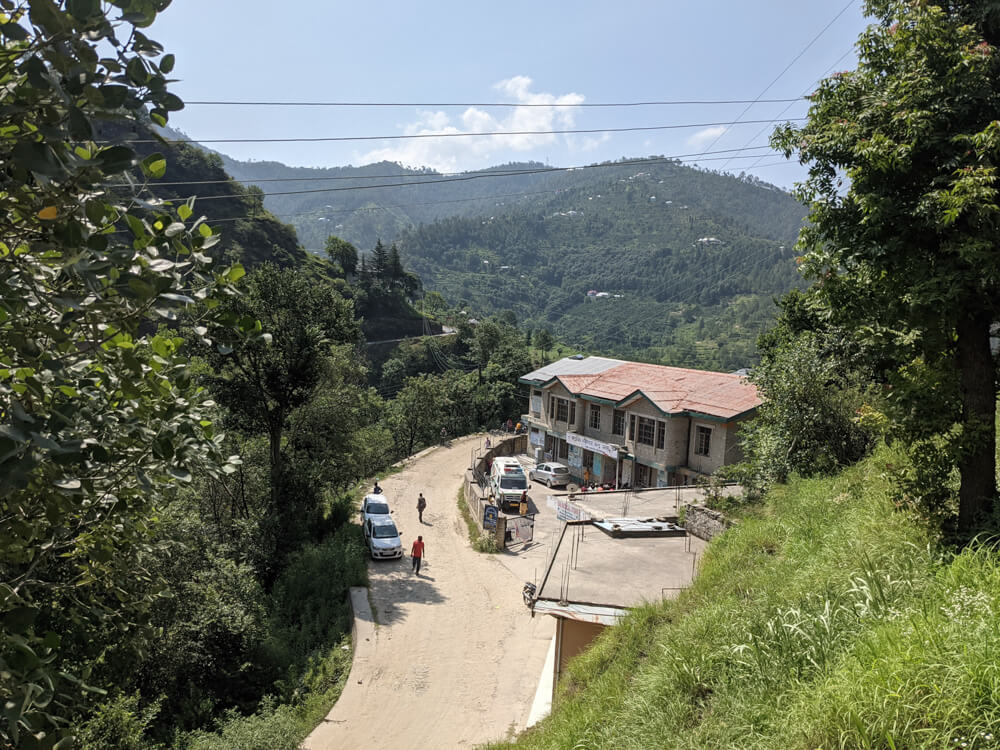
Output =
[{"x1": 682, "y1": 504, "x2": 730, "y2": 541}]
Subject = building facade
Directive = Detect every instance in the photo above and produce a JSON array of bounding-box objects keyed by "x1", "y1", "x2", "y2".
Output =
[{"x1": 520, "y1": 356, "x2": 760, "y2": 488}]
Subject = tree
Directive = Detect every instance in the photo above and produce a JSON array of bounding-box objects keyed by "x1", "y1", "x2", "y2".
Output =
[
  {"x1": 370, "y1": 239, "x2": 389, "y2": 281},
  {"x1": 773, "y1": 0, "x2": 1000, "y2": 534},
  {"x1": 324, "y1": 235, "x2": 358, "y2": 277},
  {"x1": 202, "y1": 265, "x2": 360, "y2": 511},
  {"x1": 534, "y1": 328, "x2": 555, "y2": 353},
  {"x1": 0, "y1": 1, "x2": 247, "y2": 744}
]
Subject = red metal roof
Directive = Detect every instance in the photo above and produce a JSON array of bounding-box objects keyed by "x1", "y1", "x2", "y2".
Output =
[{"x1": 551, "y1": 361, "x2": 760, "y2": 420}]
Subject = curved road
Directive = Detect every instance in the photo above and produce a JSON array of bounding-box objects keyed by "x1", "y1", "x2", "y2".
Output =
[{"x1": 304, "y1": 434, "x2": 553, "y2": 748}]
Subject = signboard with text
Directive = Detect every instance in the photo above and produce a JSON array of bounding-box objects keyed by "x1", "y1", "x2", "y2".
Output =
[{"x1": 565, "y1": 431, "x2": 620, "y2": 459}]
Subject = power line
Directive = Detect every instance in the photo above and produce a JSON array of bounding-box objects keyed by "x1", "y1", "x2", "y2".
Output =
[
  {"x1": 114, "y1": 117, "x2": 806, "y2": 145},
  {"x1": 719, "y1": 46, "x2": 858, "y2": 173},
  {"x1": 182, "y1": 97, "x2": 806, "y2": 108},
  {"x1": 151, "y1": 149, "x2": 782, "y2": 203},
  {"x1": 694, "y1": 0, "x2": 858, "y2": 159}
]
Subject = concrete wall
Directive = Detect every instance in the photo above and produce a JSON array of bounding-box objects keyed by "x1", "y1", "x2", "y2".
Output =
[
  {"x1": 555, "y1": 618, "x2": 607, "y2": 686},
  {"x1": 682, "y1": 504, "x2": 730, "y2": 541}
]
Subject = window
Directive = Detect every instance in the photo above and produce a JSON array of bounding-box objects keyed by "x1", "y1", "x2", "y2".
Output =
[
  {"x1": 637, "y1": 416, "x2": 656, "y2": 446},
  {"x1": 569, "y1": 400, "x2": 576, "y2": 426},
  {"x1": 549, "y1": 395, "x2": 555, "y2": 417},
  {"x1": 558, "y1": 439, "x2": 569, "y2": 459},
  {"x1": 656, "y1": 420, "x2": 666, "y2": 450},
  {"x1": 556, "y1": 398, "x2": 568, "y2": 422},
  {"x1": 589, "y1": 404, "x2": 601, "y2": 430},
  {"x1": 612, "y1": 409, "x2": 625, "y2": 436},
  {"x1": 629, "y1": 414, "x2": 636, "y2": 440},
  {"x1": 695, "y1": 426, "x2": 712, "y2": 456}
]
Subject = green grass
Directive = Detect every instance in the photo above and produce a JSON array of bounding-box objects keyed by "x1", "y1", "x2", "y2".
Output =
[{"x1": 487, "y1": 445, "x2": 1000, "y2": 750}]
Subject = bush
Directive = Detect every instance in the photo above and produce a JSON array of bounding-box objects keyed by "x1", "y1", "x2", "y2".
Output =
[
  {"x1": 183, "y1": 699, "x2": 300, "y2": 750},
  {"x1": 267, "y1": 527, "x2": 368, "y2": 670},
  {"x1": 76, "y1": 693, "x2": 162, "y2": 750}
]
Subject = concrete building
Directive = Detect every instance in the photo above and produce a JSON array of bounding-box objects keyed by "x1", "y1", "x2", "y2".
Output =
[{"x1": 519, "y1": 356, "x2": 760, "y2": 487}]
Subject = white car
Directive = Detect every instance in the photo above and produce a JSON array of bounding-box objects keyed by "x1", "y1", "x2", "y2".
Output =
[
  {"x1": 360, "y1": 494, "x2": 391, "y2": 524},
  {"x1": 364, "y1": 517, "x2": 403, "y2": 560},
  {"x1": 530, "y1": 462, "x2": 571, "y2": 487}
]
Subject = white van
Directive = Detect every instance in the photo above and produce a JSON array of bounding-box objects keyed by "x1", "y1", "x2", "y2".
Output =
[{"x1": 490, "y1": 457, "x2": 529, "y2": 511}]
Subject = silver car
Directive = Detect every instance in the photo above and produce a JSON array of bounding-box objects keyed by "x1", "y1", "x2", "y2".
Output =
[
  {"x1": 529, "y1": 462, "x2": 571, "y2": 487},
  {"x1": 360, "y1": 494, "x2": 391, "y2": 524},
  {"x1": 364, "y1": 517, "x2": 403, "y2": 560}
]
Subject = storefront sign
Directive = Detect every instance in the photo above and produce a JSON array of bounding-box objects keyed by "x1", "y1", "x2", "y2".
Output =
[{"x1": 565, "y1": 431, "x2": 620, "y2": 459}]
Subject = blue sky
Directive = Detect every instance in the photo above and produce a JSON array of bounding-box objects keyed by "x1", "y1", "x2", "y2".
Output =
[{"x1": 149, "y1": 0, "x2": 870, "y2": 188}]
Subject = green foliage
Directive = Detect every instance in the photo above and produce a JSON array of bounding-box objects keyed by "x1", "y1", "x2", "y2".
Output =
[
  {"x1": 267, "y1": 528, "x2": 368, "y2": 670},
  {"x1": 772, "y1": 0, "x2": 1000, "y2": 533},
  {"x1": 324, "y1": 235, "x2": 358, "y2": 276},
  {"x1": 740, "y1": 331, "x2": 876, "y2": 489},
  {"x1": 76, "y1": 693, "x2": 163, "y2": 750},
  {"x1": 0, "y1": 2, "x2": 249, "y2": 744}
]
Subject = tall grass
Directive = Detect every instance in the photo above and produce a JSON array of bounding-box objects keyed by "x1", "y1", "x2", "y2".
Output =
[{"x1": 488, "y1": 446, "x2": 1000, "y2": 749}]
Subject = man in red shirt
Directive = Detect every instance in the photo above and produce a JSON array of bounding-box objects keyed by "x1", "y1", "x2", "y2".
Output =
[{"x1": 411, "y1": 535, "x2": 425, "y2": 574}]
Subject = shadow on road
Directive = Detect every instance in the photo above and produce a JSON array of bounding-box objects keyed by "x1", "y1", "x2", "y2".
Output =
[{"x1": 370, "y1": 568, "x2": 445, "y2": 626}]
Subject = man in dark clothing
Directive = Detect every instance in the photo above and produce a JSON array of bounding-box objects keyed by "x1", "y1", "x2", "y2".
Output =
[
  {"x1": 417, "y1": 493, "x2": 427, "y2": 523},
  {"x1": 411, "y1": 536, "x2": 425, "y2": 574}
]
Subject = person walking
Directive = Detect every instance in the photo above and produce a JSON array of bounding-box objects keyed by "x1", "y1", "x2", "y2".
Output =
[
  {"x1": 417, "y1": 493, "x2": 427, "y2": 523},
  {"x1": 411, "y1": 535, "x2": 425, "y2": 574},
  {"x1": 484, "y1": 436, "x2": 491, "y2": 451},
  {"x1": 373, "y1": 480, "x2": 383, "y2": 494}
]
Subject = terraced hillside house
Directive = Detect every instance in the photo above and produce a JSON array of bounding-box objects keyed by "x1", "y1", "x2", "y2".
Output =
[{"x1": 519, "y1": 356, "x2": 760, "y2": 488}]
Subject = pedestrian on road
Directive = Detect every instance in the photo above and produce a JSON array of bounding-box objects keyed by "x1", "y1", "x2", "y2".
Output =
[
  {"x1": 373, "y1": 479, "x2": 383, "y2": 494},
  {"x1": 417, "y1": 493, "x2": 427, "y2": 523},
  {"x1": 411, "y1": 535, "x2": 425, "y2": 574},
  {"x1": 485, "y1": 436, "x2": 491, "y2": 451}
]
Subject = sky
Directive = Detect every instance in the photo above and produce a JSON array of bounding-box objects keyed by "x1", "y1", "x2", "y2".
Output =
[{"x1": 147, "y1": 0, "x2": 872, "y2": 189}]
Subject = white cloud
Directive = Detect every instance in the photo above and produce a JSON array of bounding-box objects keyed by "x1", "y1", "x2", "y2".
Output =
[
  {"x1": 355, "y1": 76, "x2": 587, "y2": 172},
  {"x1": 685, "y1": 125, "x2": 727, "y2": 149}
]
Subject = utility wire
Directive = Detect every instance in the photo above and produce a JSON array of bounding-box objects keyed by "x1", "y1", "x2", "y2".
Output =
[
  {"x1": 182, "y1": 97, "x2": 806, "y2": 108},
  {"x1": 113, "y1": 117, "x2": 806, "y2": 145},
  {"x1": 151, "y1": 149, "x2": 782, "y2": 203},
  {"x1": 693, "y1": 0, "x2": 858, "y2": 160},
  {"x1": 719, "y1": 46, "x2": 857, "y2": 173}
]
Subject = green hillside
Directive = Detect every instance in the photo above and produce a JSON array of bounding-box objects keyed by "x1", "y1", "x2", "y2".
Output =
[
  {"x1": 489, "y1": 446, "x2": 1000, "y2": 749},
  {"x1": 395, "y1": 161, "x2": 806, "y2": 370}
]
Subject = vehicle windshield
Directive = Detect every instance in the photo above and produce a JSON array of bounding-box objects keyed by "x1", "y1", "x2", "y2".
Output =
[
  {"x1": 372, "y1": 523, "x2": 399, "y2": 539},
  {"x1": 366, "y1": 502, "x2": 390, "y2": 515},
  {"x1": 500, "y1": 475, "x2": 527, "y2": 490}
]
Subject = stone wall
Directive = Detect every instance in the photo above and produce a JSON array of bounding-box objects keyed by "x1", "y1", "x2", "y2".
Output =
[{"x1": 682, "y1": 504, "x2": 730, "y2": 541}]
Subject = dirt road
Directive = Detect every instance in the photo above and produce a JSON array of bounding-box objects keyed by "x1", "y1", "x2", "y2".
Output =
[{"x1": 303, "y1": 435, "x2": 553, "y2": 749}]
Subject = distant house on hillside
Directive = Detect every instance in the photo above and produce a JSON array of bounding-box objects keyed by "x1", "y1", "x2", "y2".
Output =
[{"x1": 519, "y1": 356, "x2": 760, "y2": 487}]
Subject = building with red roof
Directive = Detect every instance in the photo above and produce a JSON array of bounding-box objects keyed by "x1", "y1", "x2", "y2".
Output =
[{"x1": 519, "y1": 356, "x2": 761, "y2": 487}]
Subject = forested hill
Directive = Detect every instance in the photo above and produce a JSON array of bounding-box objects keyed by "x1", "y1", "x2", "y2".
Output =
[
  {"x1": 396, "y1": 161, "x2": 807, "y2": 370},
  {"x1": 217, "y1": 153, "x2": 804, "y2": 255}
]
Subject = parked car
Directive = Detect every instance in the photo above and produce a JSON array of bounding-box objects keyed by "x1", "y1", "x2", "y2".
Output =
[
  {"x1": 360, "y1": 493, "x2": 391, "y2": 524},
  {"x1": 364, "y1": 517, "x2": 403, "y2": 560},
  {"x1": 530, "y1": 462, "x2": 571, "y2": 487}
]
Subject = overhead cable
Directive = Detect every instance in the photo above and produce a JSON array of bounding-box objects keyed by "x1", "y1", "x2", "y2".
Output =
[{"x1": 113, "y1": 117, "x2": 806, "y2": 145}]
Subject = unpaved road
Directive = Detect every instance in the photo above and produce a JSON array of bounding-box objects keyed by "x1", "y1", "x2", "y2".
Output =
[{"x1": 303, "y1": 435, "x2": 554, "y2": 749}]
